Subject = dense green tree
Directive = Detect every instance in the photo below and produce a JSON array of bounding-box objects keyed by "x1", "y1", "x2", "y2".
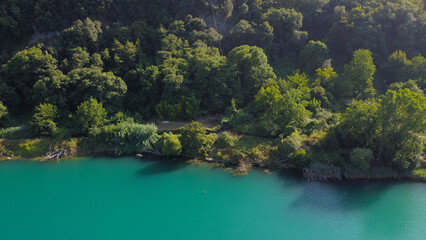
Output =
[
  {"x1": 168, "y1": 15, "x2": 222, "y2": 47},
  {"x1": 261, "y1": 7, "x2": 304, "y2": 49},
  {"x1": 342, "y1": 49, "x2": 376, "y2": 99},
  {"x1": 179, "y1": 122, "x2": 217, "y2": 156},
  {"x1": 61, "y1": 47, "x2": 91, "y2": 72},
  {"x1": 225, "y1": 20, "x2": 273, "y2": 51},
  {"x1": 377, "y1": 89, "x2": 426, "y2": 170},
  {"x1": 32, "y1": 70, "x2": 68, "y2": 109},
  {"x1": 75, "y1": 98, "x2": 107, "y2": 134},
  {"x1": 32, "y1": 103, "x2": 59, "y2": 136},
  {"x1": 328, "y1": 1, "x2": 425, "y2": 60},
  {"x1": 227, "y1": 45, "x2": 276, "y2": 105},
  {"x1": 157, "y1": 132, "x2": 182, "y2": 156},
  {"x1": 300, "y1": 41, "x2": 329, "y2": 74},
  {"x1": 0, "y1": 46, "x2": 58, "y2": 107},
  {"x1": 60, "y1": 18, "x2": 102, "y2": 57},
  {"x1": 314, "y1": 67, "x2": 338, "y2": 95},
  {"x1": 124, "y1": 66, "x2": 161, "y2": 116},
  {"x1": 337, "y1": 99, "x2": 380, "y2": 149},
  {"x1": 0, "y1": 101, "x2": 8, "y2": 127},
  {"x1": 388, "y1": 80, "x2": 423, "y2": 95},
  {"x1": 186, "y1": 45, "x2": 229, "y2": 112},
  {"x1": 66, "y1": 67, "x2": 127, "y2": 112},
  {"x1": 350, "y1": 148, "x2": 373, "y2": 170},
  {"x1": 253, "y1": 85, "x2": 311, "y2": 137}
]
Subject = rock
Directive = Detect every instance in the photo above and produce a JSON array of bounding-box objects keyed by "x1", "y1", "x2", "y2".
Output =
[{"x1": 136, "y1": 154, "x2": 143, "y2": 158}]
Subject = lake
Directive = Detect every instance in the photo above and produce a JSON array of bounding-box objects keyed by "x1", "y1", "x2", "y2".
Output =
[{"x1": 0, "y1": 157, "x2": 425, "y2": 240}]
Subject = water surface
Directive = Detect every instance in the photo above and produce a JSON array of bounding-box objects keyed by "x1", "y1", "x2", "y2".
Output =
[{"x1": 0, "y1": 157, "x2": 424, "y2": 240}]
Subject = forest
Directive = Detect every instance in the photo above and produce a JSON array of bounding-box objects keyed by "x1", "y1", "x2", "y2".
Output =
[{"x1": 0, "y1": 0, "x2": 425, "y2": 180}]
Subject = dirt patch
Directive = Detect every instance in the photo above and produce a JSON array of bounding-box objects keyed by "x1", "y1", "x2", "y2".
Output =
[{"x1": 150, "y1": 117, "x2": 220, "y2": 131}]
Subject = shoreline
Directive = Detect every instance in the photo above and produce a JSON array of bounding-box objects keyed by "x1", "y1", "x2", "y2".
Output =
[{"x1": 1, "y1": 150, "x2": 425, "y2": 183}]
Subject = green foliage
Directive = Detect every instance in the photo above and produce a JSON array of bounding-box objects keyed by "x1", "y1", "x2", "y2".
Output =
[
  {"x1": 377, "y1": 89, "x2": 426, "y2": 170},
  {"x1": 0, "y1": 46, "x2": 58, "y2": 107},
  {"x1": 342, "y1": 49, "x2": 376, "y2": 99},
  {"x1": 350, "y1": 148, "x2": 373, "y2": 170},
  {"x1": 0, "y1": 101, "x2": 8, "y2": 127},
  {"x1": 179, "y1": 122, "x2": 217, "y2": 157},
  {"x1": 388, "y1": 80, "x2": 423, "y2": 95},
  {"x1": 108, "y1": 122, "x2": 159, "y2": 155},
  {"x1": 155, "y1": 101, "x2": 182, "y2": 121},
  {"x1": 337, "y1": 99, "x2": 380, "y2": 148},
  {"x1": 60, "y1": 18, "x2": 102, "y2": 56},
  {"x1": 0, "y1": 125, "x2": 32, "y2": 139},
  {"x1": 157, "y1": 132, "x2": 182, "y2": 156},
  {"x1": 75, "y1": 98, "x2": 107, "y2": 135},
  {"x1": 226, "y1": 20, "x2": 273, "y2": 51},
  {"x1": 31, "y1": 103, "x2": 58, "y2": 136},
  {"x1": 216, "y1": 132, "x2": 237, "y2": 148},
  {"x1": 278, "y1": 131, "x2": 304, "y2": 157},
  {"x1": 252, "y1": 85, "x2": 311, "y2": 137},
  {"x1": 314, "y1": 67, "x2": 338, "y2": 95},
  {"x1": 66, "y1": 67, "x2": 127, "y2": 112},
  {"x1": 14, "y1": 139, "x2": 48, "y2": 156},
  {"x1": 182, "y1": 95, "x2": 201, "y2": 120},
  {"x1": 227, "y1": 45, "x2": 276, "y2": 105},
  {"x1": 288, "y1": 149, "x2": 308, "y2": 168},
  {"x1": 300, "y1": 41, "x2": 329, "y2": 74}
]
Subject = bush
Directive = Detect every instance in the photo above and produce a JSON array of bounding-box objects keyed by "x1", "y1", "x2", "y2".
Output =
[
  {"x1": 179, "y1": 122, "x2": 217, "y2": 157},
  {"x1": 32, "y1": 103, "x2": 59, "y2": 136},
  {"x1": 216, "y1": 132, "x2": 237, "y2": 148},
  {"x1": 350, "y1": 148, "x2": 374, "y2": 170},
  {"x1": 157, "y1": 132, "x2": 182, "y2": 156}
]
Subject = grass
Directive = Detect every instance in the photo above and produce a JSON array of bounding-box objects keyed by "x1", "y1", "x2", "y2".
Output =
[{"x1": 0, "y1": 137, "x2": 89, "y2": 158}]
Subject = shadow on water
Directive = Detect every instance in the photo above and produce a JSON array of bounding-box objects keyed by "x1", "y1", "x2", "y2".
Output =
[
  {"x1": 136, "y1": 158, "x2": 189, "y2": 176},
  {"x1": 277, "y1": 170, "x2": 395, "y2": 211}
]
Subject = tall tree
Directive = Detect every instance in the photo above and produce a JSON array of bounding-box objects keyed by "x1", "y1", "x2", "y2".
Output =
[{"x1": 342, "y1": 49, "x2": 376, "y2": 99}]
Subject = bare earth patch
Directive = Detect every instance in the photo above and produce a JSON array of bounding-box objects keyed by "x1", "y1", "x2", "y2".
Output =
[{"x1": 151, "y1": 116, "x2": 220, "y2": 131}]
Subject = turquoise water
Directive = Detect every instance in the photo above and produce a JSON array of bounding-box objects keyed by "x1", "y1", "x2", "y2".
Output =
[{"x1": 0, "y1": 157, "x2": 425, "y2": 240}]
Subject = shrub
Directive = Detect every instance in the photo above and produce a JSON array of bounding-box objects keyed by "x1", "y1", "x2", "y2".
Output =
[
  {"x1": 157, "y1": 132, "x2": 182, "y2": 156},
  {"x1": 179, "y1": 122, "x2": 217, "y2": 157},
  {"x1": 350, "y1": 148, "x2": 373, "y2": 170},
  {"x1": 32, "y1": 103, "x2": 59, "y2": 136},
  {"x1": 216, "y1": 132, "x2": 237, "y2": 148}
]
